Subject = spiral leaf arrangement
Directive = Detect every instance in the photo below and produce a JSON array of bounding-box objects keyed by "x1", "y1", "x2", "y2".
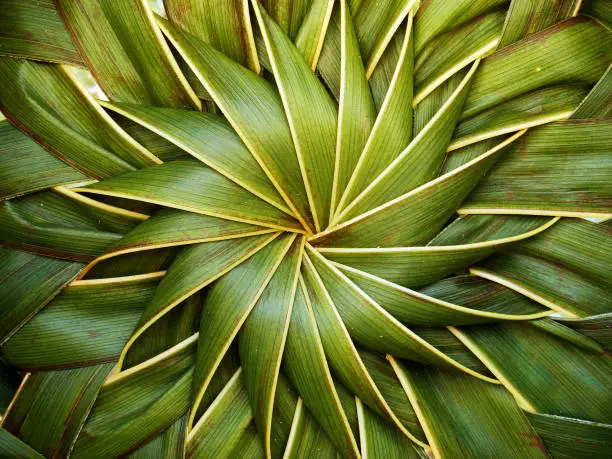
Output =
[{"x1": 0, "y1": 0, "x2": 611, "y2": 457}]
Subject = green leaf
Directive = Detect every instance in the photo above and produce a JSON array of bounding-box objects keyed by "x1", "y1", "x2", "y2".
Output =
[
  {"x1": 358, "y1": 349, "x2": 427, "y2": 444},
  {"x1": 390, "y1": 358, "x2": 547, "y2": 458},
  {"x1": 283, "y1": 398, "x2": 337, "y2": 458},
  {"x1": 108, "y1": 113, "x2": 188, "y2": 162},
  {"x1": 123, "y1": 293, "x2": 201, "y2": 369},
  {"x1": 461, "y1": 120, "x2": 612, "y2": 218},
  {"x1": 462, "y1": 16, "x2": 612, "y2": 118},
  {"x1": 515, "y1": 218, "x2": 612, "y2": 288},
  {"x1": 319, "y1": 215, "x2": 557, "y2": 287},
  {"x1": 317, "y1": 7, "x2": 342, "y2": 99},
  {"x1": 413, "y1": 67, "x2": 467, "y2": 135},
  {"x1": 0, "y1": 0, "x2": 82, "y2": 64},
  {"x1": 2, "y1": 363, "x2": 114, "y2": 457},
  {"x1": 56, "y1": 0, "x2": 200, "y2": 109},
  {"x1": 498, "y1": 0, "x2": 582, "y2": 48},
  {"x1": 301, "y1": 254, "x2": 427, "y2": 446},
  {"x1": 449, "y1": 85, "x2": 588, "y2": 151},
  {"x1": 352, "y1": 0, "x2": 418, "y2": 77},
  {"x1": 89, "y1": 208, "x2": 273, "y2": 272},
  {"x1": 102, "y1": 101, "x2": 289, "y2": 213},
  {"x1": 335, "y1": 13, "x2": 414, "y2": 220},
  {"x1": 0, "y1": 58, "x2": 159, "y2": 178},
  {"x1": 187, "y1": 369, "x2": 254, "y2": 458},
  {"x1": 72, "y1": 335, "x2": 197, "y2": 458},
  {"x1": 0, "y1": 428, "x2": 44, "y2": 458},
  {"x1": 330, "y1": 0, "x2": 376, "y2": 217},
  {"x1": 192, "y1": 349, "x2": 240, "y2": 422},
  {"x1": 190, "y1": 234, "x2": 295, "y2": 426},
  {"x1": 260, "y1": 0, "x2": 312, "y2": 37},
  {"x1": 77, "y1": 160, "x2": 303, "y2": 231},
  {"x1": 83, "y1": 247, "x2": 175, "y2": 279},
  {"x1": 471, "y1": 252, "x2": 612, "y2": 317},
  {"x1": 0, "y1": 191, "x2": 127, "y2": 261},
  {"x1": 526, "y1": 412, "x2": 612, "y2": 459},
  {"x1": 357, "y1": 399, "x2": 425, "y2": 458},
  {"x1": 165, "y1": 0, "x2": 258, "y2": 70},
  {"x1": 283, "y1": 277, "x2": 361, "y2": 458},
  {"x1": 0, "y1": 248, "x2": 83, "y2": 345},
  {"x1": 0, "y1": 121, "x2": 87, "y2": 200},
  {"x1": 414, "y1": 0, "x2": 506, "y2": 52},
  {"x1": 414, "y1": 10, "x2": 504, "y2": 105},
  {"x1": 306, "y1": 247, "x2": 496, "y2": 382},
  {"x1": 530, "y1": 318, "x2": 604, "y2": 354},
  {"x1": 239, "y1": 236, "x2": 304, "y2": 457},
  {"x1": 2, "y1": 273, "x2": 160, "y2": 370},
  {"x1": 254, "y1": 0, "x2": 338, "y2": 231},
  {"x1": 309, "y1": 131, "x2": 526, "y2": 247},
  {"x1": 123, "y1": 232, "x2": 281, "y2": 371},
  {"x1": 571, "y1": 64, "x2": 612, "y2": 119},
  {"x1": 294, "y1": 0, "x2": 335, "y2": 70},
  {"x1": 269, "y1": 373, "x2": 302, "y2": 458},
  {"x1": 129, "y1": 414, "x2": 188, "y2": 459},
  {"x1": 340, "y1": 269, "x2": 549, "y2": 326},
  {"x1": 582, "y1": 0, "x2": 612, "y2": 28},
  {"x1": 558, "y1": 313, "x2": 612, "y2": 350},
  {"x1": 454, "y1": 322, "x2": 612, "y2": 423},
  {"x1": 412, "y1": 327, "x2": 492, "y2": 375},
  {"x1": 336, "y1": 60, "x2": 479, "y2": 222},
  {"x1": 157, "y1": 16, "x2": 316, "y2": 232}
]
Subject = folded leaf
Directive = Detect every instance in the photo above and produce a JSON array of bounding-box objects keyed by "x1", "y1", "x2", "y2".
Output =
[
  {"x1": 102, "y1": 102, "x2": 288, "y2": 213},
  {"x1": 77, "y1": 160, "x2": 304, "y2": 231},
  {"x1": 158, "y1": 16, "x2": 315, "y2": 232},
  {"x1": 190, "y1": 234, "x2": 294, "y2": 426},
  {"x1": 254, "y1": 0, "x2": 338, "y2": 230}
]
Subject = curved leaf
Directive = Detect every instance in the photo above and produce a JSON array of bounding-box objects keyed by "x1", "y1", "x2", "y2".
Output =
[
  {"x1": 461, "y1": 120, "x2": 612, "y2": 218},
  {"x1": 122, "y1": 232, "x2": 281, "y2": 371},
  {"x1": 0, "y1": 248, "x2": 83, "y2": 345},
  {"x1": 0, "y1": 122, "x2": 86, "y2": 200},
  {"x1": 319, "y1": 215, "x2": 557, "y2": 287},
  {"x1": 330, "y1": 0, "x2": 376, "y2": 217},
  {"x1": 56, "y1": 0, "x2": 200, "y2": 108},
  {"x1": 102, "y1": 102, "x2": 289, "y2": 213},
  {"x1": 239, "y1": 236, "x2": 304, "y2": 457},
  {"x1": 390, "y1": 358, "x2": 546, "y2": 458},
  {"x1": 310, "y1": 130, "x2": 526, "y2": 247},
  {"x1": 336, "y1": 60, "x2": 479, "y2": 222},
  {"x1": 462, "y1": 16, "x2": 612, "y2": 118},
  {"x1": 2, "y1": 273, "x2": 160, "y2": 370},
  {"x1": 454, "y1": 322, "x2": 612, "y2": 423},
  {"x1": 254, "y1": 0, "x2": 338, "y2": 230},
  {"x1": 190, "y1": 234, "x2": 294, "y2": 426},
  {"x1": 157, "y1": 16, "x2": 315, "y2": 232},
  {"x1": 76, "y1": 160, "x2": 304, "y2": 231},
  {"x1": 165, "y1": 0, "x2": 258, "y2": 70},
  {"x1": 0, "y1": 58, "x2": 158, "y2": 178},
  {"x1": 335, "y1": 14, "x2": 414, "y2": 220},
  {"x1": 283, "y1": 277, "x2": 361, "y2": 458}
]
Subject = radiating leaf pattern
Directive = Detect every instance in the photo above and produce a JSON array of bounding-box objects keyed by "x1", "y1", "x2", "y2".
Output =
[{"x1": 0, "y1": 0, "x2": 610, "y2": 457}]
